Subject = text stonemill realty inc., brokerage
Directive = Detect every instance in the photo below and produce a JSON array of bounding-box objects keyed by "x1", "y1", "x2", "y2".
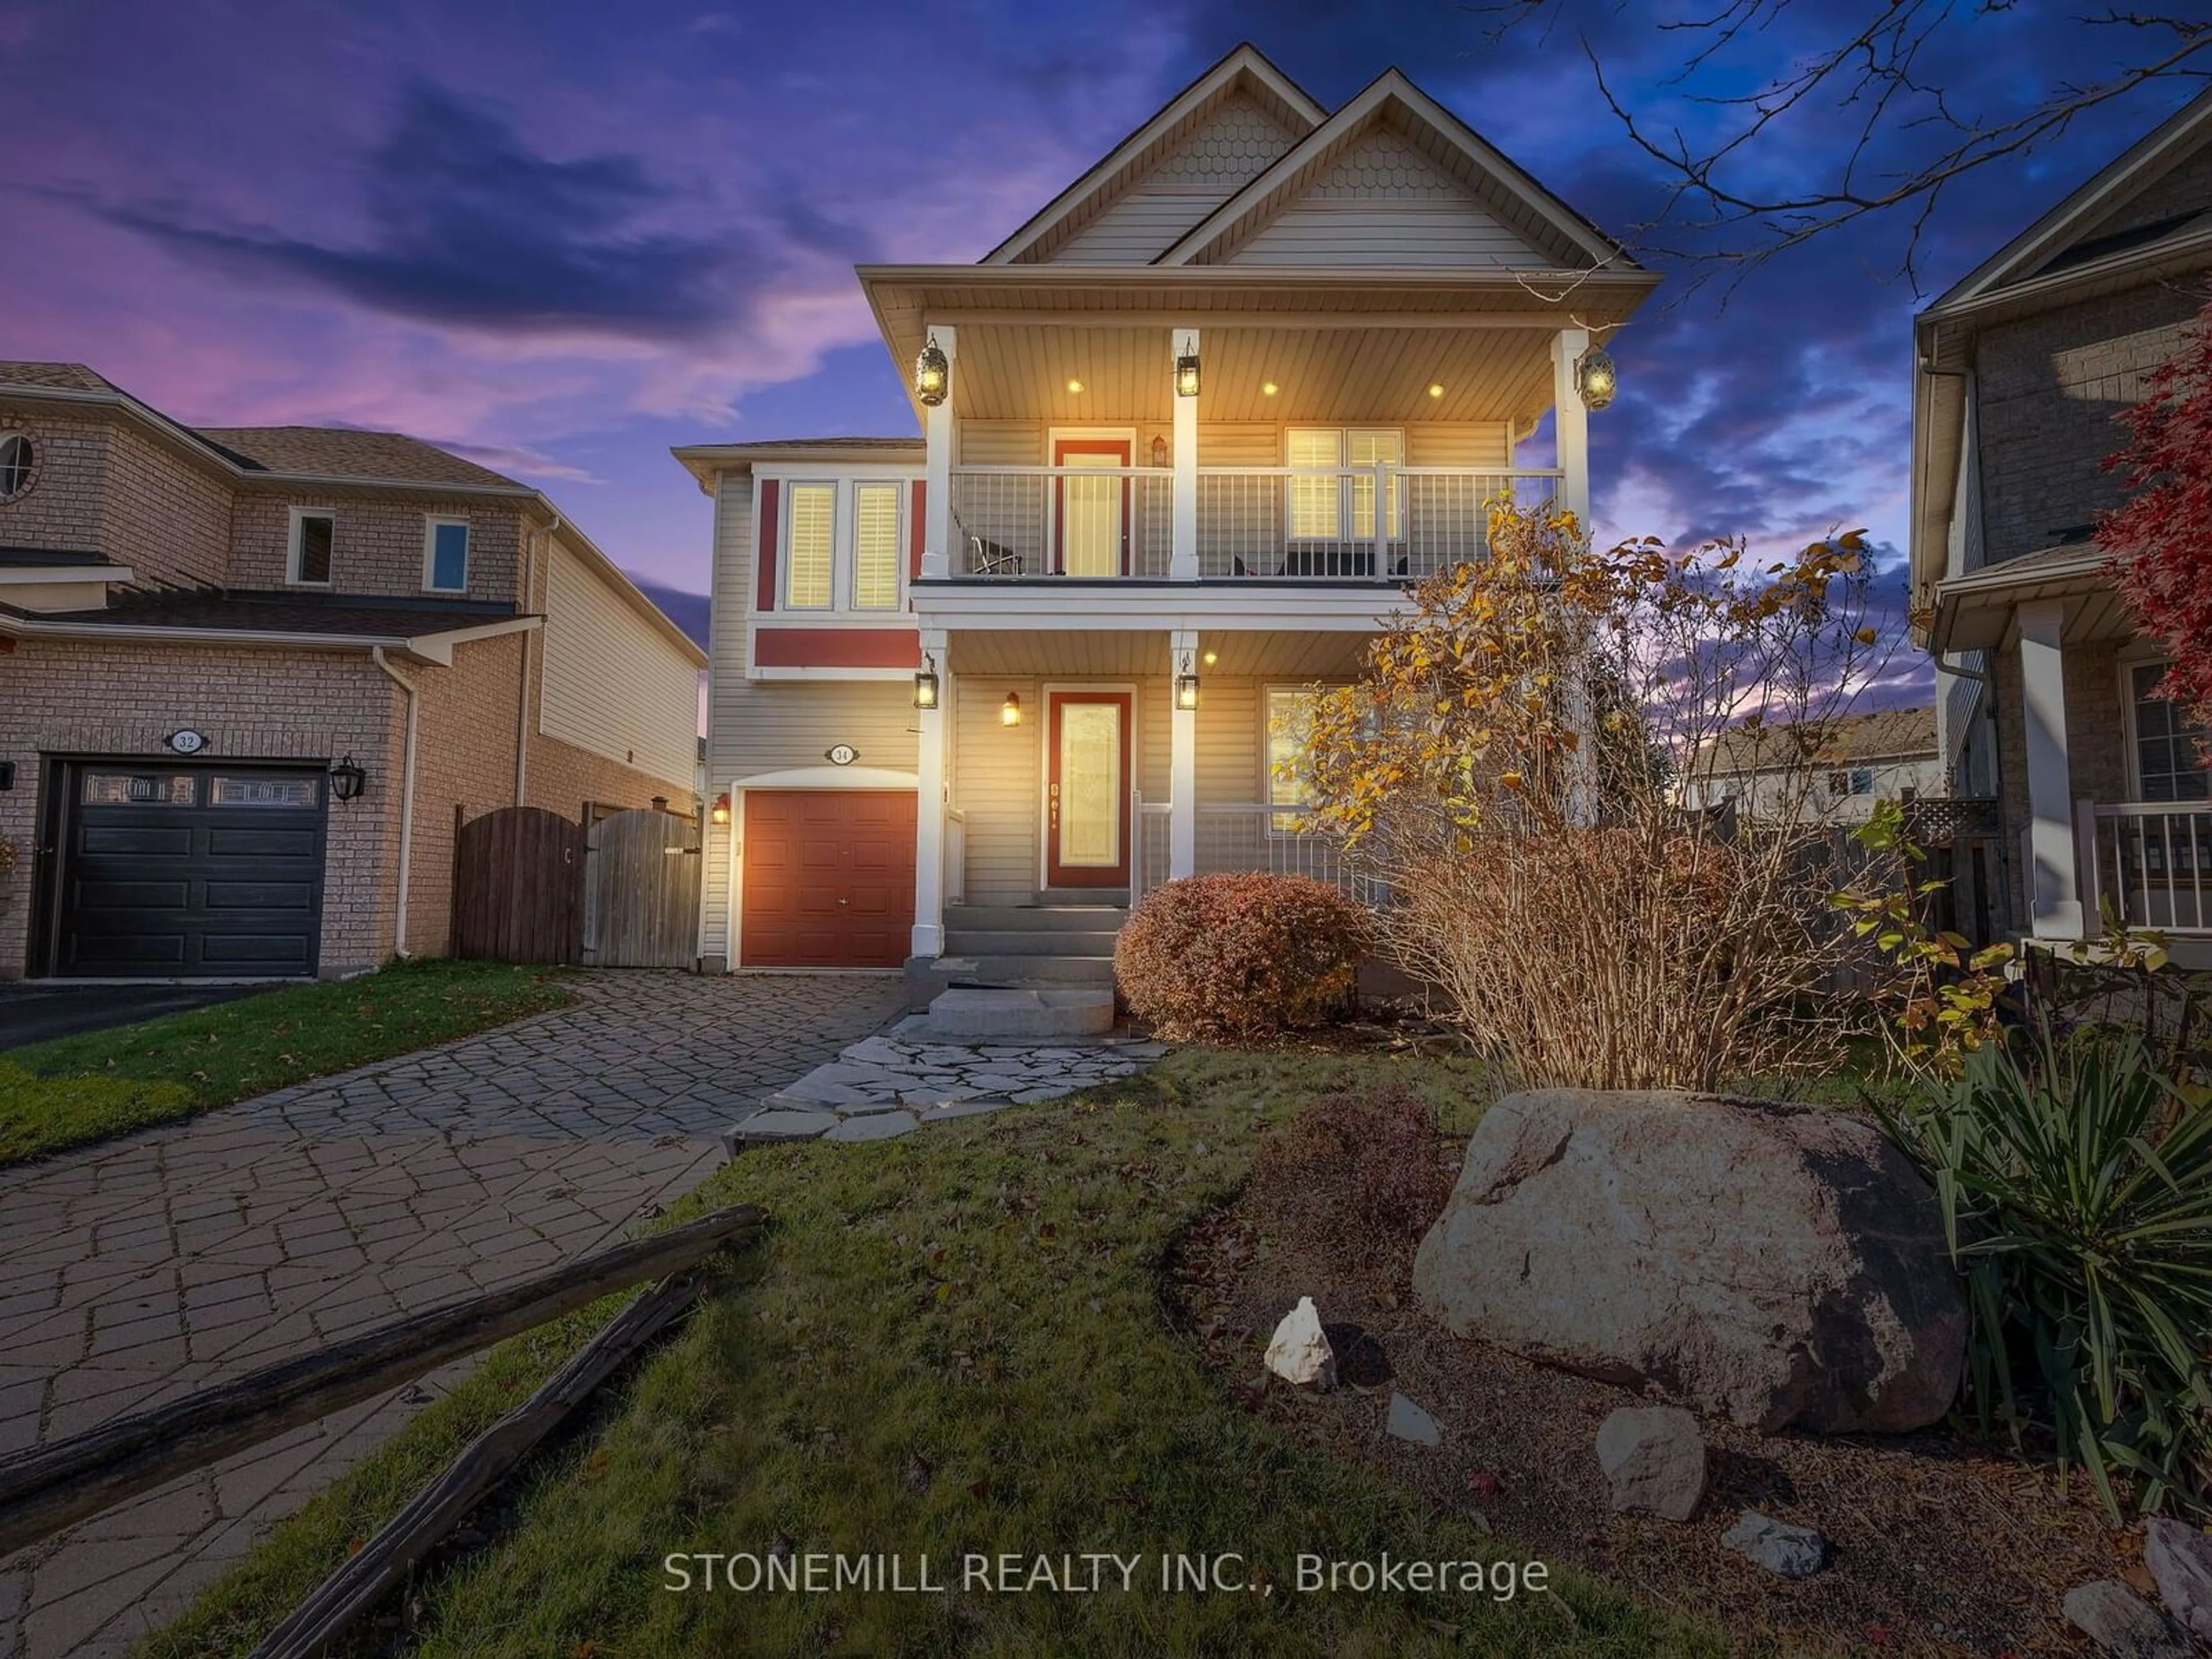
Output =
[{"x1": 661, "y1": 1551, "x2": 1551, "y2": 1599}]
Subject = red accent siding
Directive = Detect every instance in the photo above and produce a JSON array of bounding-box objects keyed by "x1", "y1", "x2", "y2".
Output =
[
  {"x1": 753, "y1": 628, "x2": 921, "y2": 669},
  {"x1": 909, "y1": 480, "x2": 926, "y2": 579},
  {"x1": 741, "y1": 789, "x2": 916, "y2": 967},
  {"x1": 755, "y1": 479, "x2": 779, "y2": 612}
]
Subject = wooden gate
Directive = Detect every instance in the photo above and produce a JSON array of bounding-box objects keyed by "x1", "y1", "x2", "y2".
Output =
[
  {"x1": 584, "y1": 809, "x2": 701, "y2": 968},
  {"x1": 452, "y1": 807, "x2": 585, "y2": 964}
]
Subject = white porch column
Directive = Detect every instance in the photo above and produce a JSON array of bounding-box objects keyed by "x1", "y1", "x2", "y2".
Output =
[
  {"x1": 922, "y1": 326, "x2": 957, "y2": 581},
  {"x1": 1169, "y1": 627, "x2": 1198, "y2": 878},
  {"x1": 1550, "y1": 327, "x2": 1592, "y2": 528},
  {"x1": 912, "y1": 626, "x2": 950, "y2": 958},
  {"x1": 1551, "y1": 327, "x2": 1597, "y2": 825},
  {"x1": 1171, "y1": 329, "x2": 1200, "y2": 582},
  {"x1": 2019, "y1": 599, "x2": 2083, "y2": 938}
]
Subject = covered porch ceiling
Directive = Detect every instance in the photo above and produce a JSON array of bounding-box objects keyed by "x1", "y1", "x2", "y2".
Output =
[
  {"x1": 947, "y1": 627, "x2": 1370, "y2": 680},
  {"x1": 1930, "y1": 549, "x2": 2132, "y2": 653}
]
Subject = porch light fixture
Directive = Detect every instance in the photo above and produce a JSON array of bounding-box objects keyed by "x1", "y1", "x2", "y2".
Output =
[
  {"x1": 914, "y1": 335, "x2": 949, "y2": 407},
  {"x1": 1001, "y1": 692, "x2": 1022, "y2": 727},
  {"x1": 1065, "y1": 378, "x2": 1085, "y2": 395},
  {"x1": 912, "y1": 653, "x2": 940, "y2": 710},
  {"x1": 710, "y1": 791, "x2": 732, "y2": 825},
  {"x1": 1174, "y1": 349, "x2": 1201, "y2": 399},
  {"x1": 1427, "y1": 382, "x2": 1445, "y2": 399},
  {"x1": 1175, "y1": 651, "x2": 1200, "y2": 711},
  {"x1": 328, "y1": 755, "x2": 366, "y2": 802},
  {"x1": 1576, "y1": 345, "x2": 1618, "y2": 411},
  {"x1": 1261, "y1": 380, "x2": 1279, "y2": 397}
]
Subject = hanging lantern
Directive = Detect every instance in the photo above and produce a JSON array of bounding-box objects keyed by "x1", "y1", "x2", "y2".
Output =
[
  {"x1": 912, "y1": 652, "x2": 940, "y2": 710},
  {"x1": 1576, "y1": 345, "x2": 1618, "y2": 411},
  {"x1": 914, "y1": 335, "x2": 950, "y2": 407},
  {"x1": 327, "y1": 755, "x2": 366, "y2": 801},
  {"x1": 1001, "y1": 692, "x2": 1022, "y2": 727},
  {"x1": 1175, "y1": 650, "x2": 1200, "y2": 711},
  {"x1": 1174, "y1": 352, "x2": 1201, "y2": 399}
]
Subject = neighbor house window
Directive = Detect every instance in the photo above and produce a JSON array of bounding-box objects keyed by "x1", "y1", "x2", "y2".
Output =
[
  {"x1": 288, "y1": 509, "x2": 335, "y2": 586},
  {"x1": 0, "y1": 433, "x2": 33, "y2": 501},
  {"x1": 423, "y1": 517, "x2": 469, "y2": 593},
  {"x1": 783, "y1": 483, "x2": 835, "y2": 609},
  {"x1": 2131, "y1": 662, "x2": 2210, "y2": 801},
  {"x1": 1266, "y1": 687, "x2": 1320, "y2": 831},
  {"x1": 853, "y1": 483, "x2": 902, "y2": 610},
  {"x1": 1286, "y1": 428, "x2": 1403, "y2": 541}
]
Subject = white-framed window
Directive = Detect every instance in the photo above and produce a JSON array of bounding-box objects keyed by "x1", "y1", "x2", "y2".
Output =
[
  {"x1": 287, "y1": 507, "x2": 335, "y2": 586},
  {"x1": 1265, "y1": 685, "x2": 1321, "y2": 831},
  {"x1": 783, "y1": 483, "x2": 836, "y2": 610},
  {"x1": 853, "y1": 482, "x2": 902, "y2": 611},
  {"x1": 1285, "y1": 428, "x2": 1403, "y2": 541},
  {"x1": 2129, "y1": 661, "x2": 2210, "y2": 802},
  {"x1": 423, "y1": 516, "x2": 470, "y2": 593}
]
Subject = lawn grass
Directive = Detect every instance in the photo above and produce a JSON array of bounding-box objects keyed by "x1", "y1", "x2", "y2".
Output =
[
  {"x1": 0, "y1": 960, "x2": 572, "y2": 1167},
  {"x1": 143, "y1": 1046, "x2": 1726, "y2": 1659}
]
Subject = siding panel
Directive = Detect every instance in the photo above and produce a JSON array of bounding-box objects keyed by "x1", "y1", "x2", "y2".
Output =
[{"x1": 539, "y1": 543, "x2": 701, "y2": 789}]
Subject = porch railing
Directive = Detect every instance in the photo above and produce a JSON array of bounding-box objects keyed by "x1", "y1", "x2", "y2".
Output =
[
  {"x1": 1131, "y1": 802, "x2": 1381, "y2": 906},
  {"x1": 2082, "y1": 800, "x2": 2212, "y2": 934},
  {"x1": 1195, "y1": 467, "x2": 1561, "y2": 581},
  {"x1": 948, "y1": 467, "x2": 1173, "y2": 578},
  {"x1": 945, "y1": 806, "x2": 967, "y2": 907}
]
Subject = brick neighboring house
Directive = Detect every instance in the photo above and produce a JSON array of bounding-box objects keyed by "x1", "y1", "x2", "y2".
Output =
[
  {"x1": 1912, "y1": 85, "x2": 2212, "y2": 955},
  {"x1": 0, "y1": 362, "x2": 707, "y2": 980},
  {"x1": 1680, "y1": 706, "x2": 1941, "y2": 827}
]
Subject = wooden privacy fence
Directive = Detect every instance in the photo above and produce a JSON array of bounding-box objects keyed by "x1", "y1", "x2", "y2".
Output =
[
  {"x1": 452, "y1": 806, "x2": 585, "y2": 965},
  {"x1": 584, "y1": 808, "x2": 702, "y2": 968}
]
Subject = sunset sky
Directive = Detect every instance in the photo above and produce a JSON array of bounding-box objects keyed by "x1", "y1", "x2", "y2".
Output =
[{"x1": 2, "y1": 1, "x2": 2198, "y2": 689}]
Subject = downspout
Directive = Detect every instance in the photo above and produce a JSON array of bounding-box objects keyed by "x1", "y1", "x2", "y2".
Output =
[
  {"x1": 516, "y1": 515, "x2": 557, "y2": 806},
  {"x1": 372, "y1": 646, "x2": 421, "y2": 960}
]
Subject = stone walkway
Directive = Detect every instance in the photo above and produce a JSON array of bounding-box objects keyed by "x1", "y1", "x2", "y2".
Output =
[
  {"x1": 0, "y1": 971, "x2": 908, "y2": 1659},
  {"x1": 734, "y1": 1017, "x2": 1166, "y2": 1143}
]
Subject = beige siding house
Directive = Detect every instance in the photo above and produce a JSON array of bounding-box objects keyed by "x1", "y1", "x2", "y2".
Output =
[
  {"x1": 0, "y1": 365, "x2": 705, "y2": 979},
  {"x1": 1913, "y1": 84, "x2": 2212, "y2": 953},
  {"x1": 680, "y1": 44, "x2": 1656, "y2": 988}
]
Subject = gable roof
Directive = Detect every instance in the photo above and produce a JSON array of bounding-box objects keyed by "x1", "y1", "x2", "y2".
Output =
[
  {"x1": 1923, "y1": 82, "x2": 2212, "y2": 320},
  {"x1": 1695, "y1": 706, "x2": 1937, "y2": 775},
  {"x1": 1154, "y1": 69, "x2": 1631, "y2": 271},
  {"x1": 983, "y1": 43, "x2": 1328, "y2": 266},
  {"x1": 195, "y1": 426, "x2": 521, "y2": 488}
]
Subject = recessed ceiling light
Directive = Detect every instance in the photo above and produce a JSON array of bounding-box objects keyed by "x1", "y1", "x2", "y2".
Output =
[
  {"x1": 1427, "y1": 382, "x2": 1445, "y2": 398},
  {"x1": 1065, "y1": 378, "x2": 1084, "y2": 394},
  {"x1": 1202, "y1": 650, "x2": 1218, "y2": 666},
  {"x1": 1261, "y1": 380, "x2": 1279, "y2": 397}
]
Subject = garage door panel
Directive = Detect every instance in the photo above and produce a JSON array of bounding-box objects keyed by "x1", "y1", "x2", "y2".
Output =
[
  {"x1": 66, "y1": 933, "x2": 189, "y2": 968},
  {"x1": 740, "y1": 789, "x2": 916, "y2": 968},
  {"x1": 201, "y1": 933, "x2": 313, "y2": 966},
  {"x1": 205, "y1": 825, "x2": 323, "y2": 859},
  {"x1": 74, "y1": 880, "x2": 193, "y2": 908},
  {"x1": 203, "y1": 881, "x2": 318, "y2": 911},
  {"x1": 81, "y1": 825, "x2": 194, "y2": 857}
]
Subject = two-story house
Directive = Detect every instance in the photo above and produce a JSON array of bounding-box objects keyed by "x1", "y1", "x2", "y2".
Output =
[
  {"x1": 1681, "y1": 706, "x2": 1941, "y2": 827},
  {"x1": 0, "y1": 362, "x2": 706, "y2": 980},
  {"x1": 1913, "y1": 84, "x2": 2212, "y2": 955},
  {"x1": 679, "y1": 45, "x2": 1656, "y2": 990}
]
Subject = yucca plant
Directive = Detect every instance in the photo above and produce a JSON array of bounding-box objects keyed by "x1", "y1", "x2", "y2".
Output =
[{"x1": 1878, "y1": 1028, "x2": 2212, "y2": 1517}]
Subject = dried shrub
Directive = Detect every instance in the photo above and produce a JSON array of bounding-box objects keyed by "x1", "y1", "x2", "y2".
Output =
[
  {"x1": 1114, "y1": 872, "x2": 1371, "y2": 1043},
  {"x1": 1246, "y1": 1084, "x2": 1458, "y2": 1281}
]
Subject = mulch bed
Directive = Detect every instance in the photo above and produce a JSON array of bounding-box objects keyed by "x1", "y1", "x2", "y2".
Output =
[{"x1": 1163, "y1": 1157, "x2": 2142, "y2": 1658}]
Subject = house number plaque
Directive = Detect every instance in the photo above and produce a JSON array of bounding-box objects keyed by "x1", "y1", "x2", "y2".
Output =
[
  {"x1": 825, "y1": 744, "x2": 858, "y2": 766},
  {"x1": 165, "y1": 729, "x2": 208, "y2": 755}
]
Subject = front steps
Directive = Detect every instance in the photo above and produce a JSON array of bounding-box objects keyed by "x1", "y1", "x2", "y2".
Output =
[
  {"x1": 922, "y1": 987, "x2": 1116, "y2": 1040},
  {"x1": 906, "y1": 897, "x2": 1129, "y2": 1010}
]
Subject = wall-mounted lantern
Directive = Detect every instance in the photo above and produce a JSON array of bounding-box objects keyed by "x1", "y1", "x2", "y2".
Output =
[
  {"x1": 1174, "y1": 650, "x2": 1200, "y2": 711},
  {"x1": 914, "y1": 335, "x2": 950, "y2": 407},
  {"x1": 328, "y1": 755, "x2": 366, "y2": 802},
  {"x1": 1001, "y1": 692, "x2": 1022, "y2": 728},
  {"x1": 912, "y1": 652, "x2": 941, "y2": 710},
  {"x1": 1576, "y1": 345, "x2": 1618, "y2": 411},
  {"x1": 710, "y1": 791, "x2": 732, "y2": 825},
  {"x1": 1149, "y1": 434, "x2": 1169, "y2": 468}
]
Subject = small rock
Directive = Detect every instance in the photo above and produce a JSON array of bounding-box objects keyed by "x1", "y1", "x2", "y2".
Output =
[
  {"x1": 1721, "y1": 1510, "x2": 1828, "y2": 1578},
  {"x1": 1385, "y1": 1392, "x2": 1442, "y2": 1446},
  {"x1": 2146, "y1": 1518, "x2": 2212, "y2": 1639},
  {"x1": 2063, "y1": 1580, "x2": 2194, "y2": 1658},
  {"x1": 1595, "y1": 1406, "x2": 1706, "y2": 1521},
  {"x1": 1263, "y1": 1297, "x2": 1335, "y2": 1388}
]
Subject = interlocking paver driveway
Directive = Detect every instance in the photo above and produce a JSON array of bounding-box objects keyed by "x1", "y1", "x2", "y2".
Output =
[{"x1": 0, "y1": 971, "x2": 907, "y2": 1659}]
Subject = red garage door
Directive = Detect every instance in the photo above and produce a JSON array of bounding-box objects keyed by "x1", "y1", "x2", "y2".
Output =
[{"x1": 741, "y1": 790, "x2": 916, "y2": 967}]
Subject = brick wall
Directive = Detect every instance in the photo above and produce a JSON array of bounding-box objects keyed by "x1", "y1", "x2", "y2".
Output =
[
  {"x1": 226, "y1": 492, "x2": 524, "y2": 603},
  {"x1": 0, "y1": 412, "x2": 113, "y2": 558},
  {"x1": 1976, "y1": 278, "x2": 2209, "y2": 562},
  {"x1": 0, "y1": 638, "x2": 404, "y2": 979},
  {"x1": 101, "y1": 424, "x2": 232, "y2": 588},
  {"x1": 399, "y1": 632, "x2": 527, "y2": 957},
  {"x1": 527, "y1": 731, "x2": 694, "y2": 820}
]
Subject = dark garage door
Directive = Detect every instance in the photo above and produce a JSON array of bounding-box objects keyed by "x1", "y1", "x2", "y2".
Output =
[
  {"x1": 740, "y1": 789, "x2": 915, "y2": 968},
  {"x1": 52, "y1": 763, "x2": 328, "y2": 978}
]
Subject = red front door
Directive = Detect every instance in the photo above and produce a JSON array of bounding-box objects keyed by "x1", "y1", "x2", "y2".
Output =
[
  {"x1": 1046, "y1": 692, "x2": 1132, "y2": 889},
  {"x1": 1052, "y1": 437, "x2": 1131, "y2": 577}
]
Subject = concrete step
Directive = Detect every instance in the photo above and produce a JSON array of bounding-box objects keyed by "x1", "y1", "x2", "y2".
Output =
[
  {"x1": 925, "y1": 986, "x2": 1115, "y2": 1040},
  {"x1": 944, "y1": 929, "x2": 1123, "y2": 957},
  {"x1": 936, "y1": 953, "x2": 1116, "y2": 986},
  {"x1": 944, "y1": 904, "x2": 1127, "y2": 932},
  {"x1": 1036, "y1": 887, "x2": 1129, "y2": 907}
]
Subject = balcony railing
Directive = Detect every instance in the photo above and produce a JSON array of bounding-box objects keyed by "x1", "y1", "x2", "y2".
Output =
[
  {"x1": 944, "y1": 465, "x2": 1561, "y2": 583},
  {"x1": 1131, "y1": 801, "x2": 1382, "y2": 906},
  {"x1": 2082, "y1": 800, "x2": 2212, "y2": 934}
]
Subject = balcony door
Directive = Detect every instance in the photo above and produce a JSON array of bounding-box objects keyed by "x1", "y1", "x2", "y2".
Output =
[
  {"x1": 1052, "y1": 435, "x2": 1130, "y2": 577},
  {"x1": 1046, "y1": 690, "x2": 1132, "y2": 889}
]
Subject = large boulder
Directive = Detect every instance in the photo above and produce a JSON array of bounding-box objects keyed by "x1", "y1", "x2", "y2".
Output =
[{"x1": 1411, "y1": 1089, "x2": 1967, "y2": 1434}]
